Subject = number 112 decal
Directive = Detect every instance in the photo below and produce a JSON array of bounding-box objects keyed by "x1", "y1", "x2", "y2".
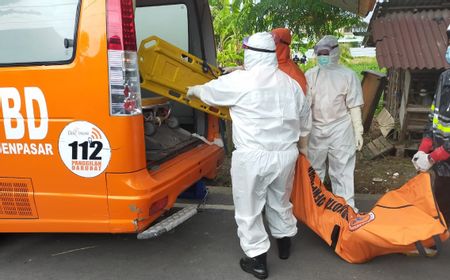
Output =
[
  {"x1": 68, "y1": 140, "x2": 103, "y2": 160},
  {"x1": 58, "y1": 121, "x2": 111, "y2": 178}
]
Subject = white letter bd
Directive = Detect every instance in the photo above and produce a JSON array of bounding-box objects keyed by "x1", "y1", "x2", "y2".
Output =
[{"x1": 0, "y1": 87, "x2": 48, "y2": 140}]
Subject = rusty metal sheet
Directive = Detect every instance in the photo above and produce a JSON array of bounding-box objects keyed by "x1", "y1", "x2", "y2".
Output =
[{"x1": 372, "y1": 9, "x2": 450, "y2": 70}]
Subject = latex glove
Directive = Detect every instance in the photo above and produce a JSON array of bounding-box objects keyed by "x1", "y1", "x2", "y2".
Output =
[
  {"x1": 411, "y1": 151, "x2": 426, "y2": 171},
  {"x1": 411, "y1": 151, "x2": 424, "y2": 171},
  {"x1": 350, "y1": 106, "x2": 364, "y2": 151},
  {"x1": 298, "y1": 136, "x2": 309, "y2": 157},
  {"x1": 412, "y1": 151, "x2": 434, "y2": 172},
  {"x1": 186, "y1": 85, "x2": 201, "y2": 99},
  {"x1": 221, "y1": 65, "x2": 244, "y2": 74}
]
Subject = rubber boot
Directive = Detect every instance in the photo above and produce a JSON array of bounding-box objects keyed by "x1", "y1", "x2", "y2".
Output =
[
  {"x1": 277, "y1": 237, "x2": 291, "y2": 260},
  {"x1": 239, "y1": 252, "x2": 268, "y2": 279}
]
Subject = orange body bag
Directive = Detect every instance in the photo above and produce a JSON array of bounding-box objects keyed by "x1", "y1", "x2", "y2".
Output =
[{"x1": 291, "y1": 155, "x2": 449, "y2": 263}]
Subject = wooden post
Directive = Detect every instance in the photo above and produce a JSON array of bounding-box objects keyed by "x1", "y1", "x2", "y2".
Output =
[{"x1": 399, "y1": 70, "x2": 411, "y2": 141}]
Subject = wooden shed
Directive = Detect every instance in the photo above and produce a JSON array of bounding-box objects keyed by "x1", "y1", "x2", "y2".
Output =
[{"x1": 366, "y1": 0, "x2": 450, "y2": 153}]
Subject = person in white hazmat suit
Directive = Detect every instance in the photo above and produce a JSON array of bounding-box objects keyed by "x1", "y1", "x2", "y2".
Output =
[
  {"x1": 187, "y1": 32, "x2": 311, "y2": 279},
  {"x1": 305, "y1": 35, "x2": 364, "y2": 210}
]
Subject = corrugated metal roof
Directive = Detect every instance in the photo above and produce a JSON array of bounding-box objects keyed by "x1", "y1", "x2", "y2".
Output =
[{"x1": 372, "y1": 9, "x2": 450, "y2": 70}]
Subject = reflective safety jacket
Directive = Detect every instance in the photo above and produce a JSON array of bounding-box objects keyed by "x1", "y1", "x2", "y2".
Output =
[{"x1": 424, "y1": 69, "x2": 450, "y2": 177}]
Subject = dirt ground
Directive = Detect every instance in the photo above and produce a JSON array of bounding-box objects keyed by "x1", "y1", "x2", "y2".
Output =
[
  {"x1": 209, "y1": 153, "x2": 417, "y2": 194},
  {"x1": 354, "y1": 155, "x2": 417, "y2": 194},
  {"x1": 354, "y1": 120, "x2": 418, "y2": 194}
]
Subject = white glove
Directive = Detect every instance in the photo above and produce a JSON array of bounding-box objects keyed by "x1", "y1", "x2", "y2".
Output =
[
  {"x1": 298, "y1": 136, "x2": 309, "y2": 157},
  {"x1": 221, "y1": 65, "x2": 244, "y2": 74},
  {"x1": 412, "y1": 151, "x2": 434, "y2": 172},
  {"x1": 412, "y1": 151, "x2": 425, "y2": 171},
  {"x1": 186, "y1": 85, "x2": 201, "y2": 99},
  {"x1": 350, "y1": 106, "x2": 364, "y2": 151}
]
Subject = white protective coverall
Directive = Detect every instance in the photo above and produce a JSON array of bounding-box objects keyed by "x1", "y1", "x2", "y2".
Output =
[
  {"x1": 305, "y1": 36, "x2": 364, "y2": 209},
  {"x1": 188, "y1": 32, "x2": 311, "y2": 258}
]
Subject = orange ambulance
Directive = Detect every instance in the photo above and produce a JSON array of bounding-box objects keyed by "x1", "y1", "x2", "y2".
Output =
[{"x1": 0, "y1": 0, "x2": 224, "y2": 234}]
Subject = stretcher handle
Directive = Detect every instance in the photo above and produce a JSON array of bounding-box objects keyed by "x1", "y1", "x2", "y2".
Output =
[{"x1": 414, "y1": 234, "x2": 443, "y2": 257}]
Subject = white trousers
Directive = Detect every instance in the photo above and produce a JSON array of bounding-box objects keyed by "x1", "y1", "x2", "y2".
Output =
[
  {"x1": 230, "y1": 148, "x2": 298, "y2": 258},
  {"x1": 308, "y1": 116, "x2": 357, "y2": 209}
]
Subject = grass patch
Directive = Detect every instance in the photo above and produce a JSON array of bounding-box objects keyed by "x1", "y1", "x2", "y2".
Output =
[{"x1": 344, "y1": 57, "x2": 386, "y2": 80}]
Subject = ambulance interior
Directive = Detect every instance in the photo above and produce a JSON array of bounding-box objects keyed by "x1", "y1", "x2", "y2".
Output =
[{"x1": 135, "y1": 0, "x2": 219, "y2": 168}]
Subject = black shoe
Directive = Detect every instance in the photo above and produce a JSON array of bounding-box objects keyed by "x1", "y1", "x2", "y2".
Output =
[
  {"x1": 239, "y1": 253, "x2": 268, "y2": 279},
  {"x1": 277, "y1": 237, "x2": 291, "y2": 260}
]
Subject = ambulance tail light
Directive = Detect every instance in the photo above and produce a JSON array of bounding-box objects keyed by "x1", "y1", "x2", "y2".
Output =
[{"x1": 106, "y1": 0, "x2": 142, "y2": 116}]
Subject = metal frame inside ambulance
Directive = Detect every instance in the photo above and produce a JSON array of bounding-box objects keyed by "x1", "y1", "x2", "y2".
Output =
[{"x1": 0, "y1": 0, "x2": 224, "y2": 234}]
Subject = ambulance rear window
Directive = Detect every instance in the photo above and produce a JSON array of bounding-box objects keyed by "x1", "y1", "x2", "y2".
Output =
[
  {"x1": 135, "y1": 4, "x2": 189, "y2": 52},
  {"x1": 0, "y1": 0, "x2": 80, "y2": 66}
]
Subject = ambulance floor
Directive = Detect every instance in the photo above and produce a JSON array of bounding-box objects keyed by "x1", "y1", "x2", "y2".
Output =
[{"x1": 0, "y1": 193, "x2": 448, "y2": 280}]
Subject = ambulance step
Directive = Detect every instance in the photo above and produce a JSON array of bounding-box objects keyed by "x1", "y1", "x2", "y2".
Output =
[{"x1": 137, "y1": 205, "x2": 198, "y2": 239}]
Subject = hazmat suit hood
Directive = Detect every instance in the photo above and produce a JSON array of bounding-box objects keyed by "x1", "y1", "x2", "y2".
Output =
[
  {"x1": 272, "y1": 28, "x2": 308, "y2": 94},
  {"x1": 272, "y1": 28, "x2": 292, "y2": 64},
  {"x1": 243, "y1": 32, "x2": 278, "y2": 70},
  {"x1": 314, "y1": 35, "x2": 340, "y2": 67}
]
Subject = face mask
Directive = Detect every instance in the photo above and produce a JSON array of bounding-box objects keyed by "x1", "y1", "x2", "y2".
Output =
[
  {"x1": 446, "y1": 47, "x2": 450, "y2": 64},
  {"x1": 317, "y1": 55, "x2": 330, "y2": 66}
]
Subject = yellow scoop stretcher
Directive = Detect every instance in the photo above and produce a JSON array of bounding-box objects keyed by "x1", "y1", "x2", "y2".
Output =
[{"x1": 138, "y1": 36, "x2": 231, "y2": 120}]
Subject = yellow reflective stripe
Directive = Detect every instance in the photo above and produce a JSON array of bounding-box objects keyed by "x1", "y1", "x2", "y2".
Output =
[
  {"x1": 431, "y1": 104, "x2": 435, "y2": 111},
  {"x1": 433, "y1": 117, "x2": 450, "y2": 133}
]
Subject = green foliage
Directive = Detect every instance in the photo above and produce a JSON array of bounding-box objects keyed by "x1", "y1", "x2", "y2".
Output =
[
  {"x1": 343, "y1": 57, "x2": 386, "y2": 80},
  {"x1": 243, "y1": 0, "x2": 362, "y2": 40},
  {"x1": 299, "y1": 58, "x2": 316, "y2": 73},
  {"x1": 210, "y1": 0, "x2": 253, "y2": 66},
  {"x1": 210, "y1": 0, "x2": 364, "y2": 66}
]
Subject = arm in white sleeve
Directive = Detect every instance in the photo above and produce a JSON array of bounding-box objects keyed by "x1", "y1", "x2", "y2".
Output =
[
  {"x1": 305, "y1": 69, "x2": 315, "y2": 107},
  {"x1": 189, "y1": 71, "x2": 246, "y2": 107},
  {"x1": 345, "y1": 71, "x2": 364, "y2": 108},
  {"x1": 299, "y1": 93, "x2": 312, "y2": 137}
]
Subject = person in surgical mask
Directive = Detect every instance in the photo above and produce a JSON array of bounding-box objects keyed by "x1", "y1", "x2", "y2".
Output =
[
  {"x1": 187, "y1": 32, "x2": 311, "y2": 279},
  {"x1": 305, "y1": 35, "x2": 364, "y2": 210},
  {"x1": 412, "y1": 24, "x2": 450, "y2": 225}
]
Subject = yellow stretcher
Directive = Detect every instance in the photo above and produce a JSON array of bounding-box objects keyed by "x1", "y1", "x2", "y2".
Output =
[{"x1": 138, "y1": 36, "x2": 231, "y2": 120}]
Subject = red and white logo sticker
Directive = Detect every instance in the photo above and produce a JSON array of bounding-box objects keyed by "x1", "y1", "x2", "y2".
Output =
[
  {"x1": 58, "y1": 121, "x2": 111, "y2": 178},
  {"x1": 348, "y1": 212, "x2": 376, "y2": 232}
]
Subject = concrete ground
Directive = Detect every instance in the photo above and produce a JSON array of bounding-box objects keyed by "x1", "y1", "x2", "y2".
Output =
[{"x1": 0, "y1": 188, "x2": 448, "y2": 280}]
